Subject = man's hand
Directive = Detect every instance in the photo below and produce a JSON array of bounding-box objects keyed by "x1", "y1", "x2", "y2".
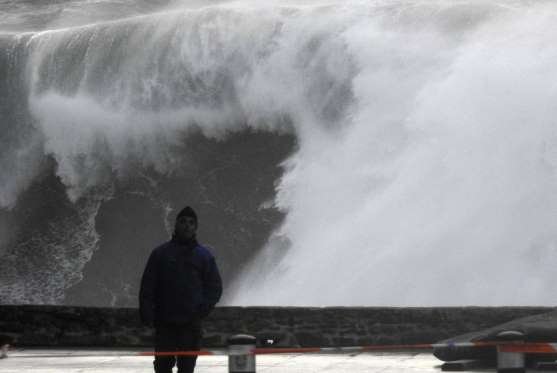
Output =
[{"x1": 196, "y1": 303, "x2": 212, "y2": 319}]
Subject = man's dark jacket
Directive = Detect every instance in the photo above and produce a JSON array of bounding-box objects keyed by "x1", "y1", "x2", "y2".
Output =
[{"x1": 139, "y1": 238, "x2": 222, "y2": 326}]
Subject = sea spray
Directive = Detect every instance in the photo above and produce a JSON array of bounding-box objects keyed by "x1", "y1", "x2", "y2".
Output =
[{"x1": 0, "y1": 1, "x2": 556, "y2": 305}]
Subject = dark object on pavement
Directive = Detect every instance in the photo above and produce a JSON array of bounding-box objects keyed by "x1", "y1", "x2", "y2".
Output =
[
  {"x1": 434, "y1": 309, "x2": 557, "y2": 364},
  {"x1": 0, "y1": 334, "x2": 13, "y2": 359},
  {"x1": 441, "y1": 359, "x2": 494, "y2": 371}
]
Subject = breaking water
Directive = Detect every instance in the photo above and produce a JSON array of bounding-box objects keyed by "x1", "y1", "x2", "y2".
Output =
[{"x1": 1, "y1": 0, "x2": 556, "y2": 305}]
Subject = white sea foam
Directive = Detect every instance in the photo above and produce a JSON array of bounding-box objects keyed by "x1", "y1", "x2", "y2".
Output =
[
  {"x1": 229, "y1": 1, "x2": 557, "y2": 305},
  {"x1": 2, "y1": 0, "x2": 557, "y2": 305}
]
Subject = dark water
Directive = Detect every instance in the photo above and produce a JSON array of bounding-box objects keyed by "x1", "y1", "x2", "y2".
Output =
[
  {"x1": 0, "y1": 0, "x2": 298, "y2": 305},
  {"x1": 2, "y1": 0, "x2": 557, "y2": 306}
]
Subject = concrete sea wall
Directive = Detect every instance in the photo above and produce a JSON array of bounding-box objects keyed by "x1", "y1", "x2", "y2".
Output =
[{"x1": 0, "y1": 306, "x2": 552, "y2": 348}]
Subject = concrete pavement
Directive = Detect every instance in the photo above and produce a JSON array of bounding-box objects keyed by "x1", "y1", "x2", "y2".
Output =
[
  {"x1": 0, "y1": 349, "x2": 446, "y2": 372},
  {"x1": 4, "y1": 348, "x2": 555, "y2": 372}
]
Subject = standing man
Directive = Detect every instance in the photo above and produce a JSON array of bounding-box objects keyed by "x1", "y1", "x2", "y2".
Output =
[{"x1": 140, "y1": 206, "x2": 222, "y2": 373}]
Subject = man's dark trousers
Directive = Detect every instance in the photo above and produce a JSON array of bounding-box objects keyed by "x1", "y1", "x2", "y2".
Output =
[{"x1": 154, "y1": 323, "x2": 201, "y2": 373}]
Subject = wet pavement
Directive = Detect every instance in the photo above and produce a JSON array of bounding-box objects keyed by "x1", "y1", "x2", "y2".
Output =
[
  {"x1": 3, "y1": 348, "x2": 554, "y2": 372},
  {"x1": 0, "y1": 349, "x2": 446, "y2": 372}
]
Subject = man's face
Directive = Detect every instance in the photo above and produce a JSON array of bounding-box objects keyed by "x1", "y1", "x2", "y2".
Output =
[{"x1": 175, "y1": 215, "x2": 197, "y2": 240}]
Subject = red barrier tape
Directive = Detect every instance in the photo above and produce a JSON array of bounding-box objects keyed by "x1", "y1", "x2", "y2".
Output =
[
  {"x1": 122, "y1": 342, "x2": 557, "y2": 357},
  {"x1": 499, "y1": 343, "x2": 557, "y2": 354},
  {"x1": 11, "y1": 341, "x2": 557, "y2": 358},
  {"x1": 138, "y1": 342, "x2": 504, "y2": 357},
  {"x1": 139, "y1": 350, "x2": 218, "y2": 357}
]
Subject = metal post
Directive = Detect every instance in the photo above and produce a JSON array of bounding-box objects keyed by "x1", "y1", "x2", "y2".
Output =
[
  {"x1": 228, "y1": 334, "x2": 256, "y2": 373},
  {"x1": 497, "y1": 347, "x2": 524, "y2": 373},
  {"x1": 495, "y1": 330, "x2": 525, "y2": 373},
  {"x1": 0, "y1": 344, "x2": 8, "y2": 359}
]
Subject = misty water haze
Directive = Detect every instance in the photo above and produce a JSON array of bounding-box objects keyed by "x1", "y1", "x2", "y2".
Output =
[{"x1": 1, "y1": 0, "x2": 556, "y2": 306}]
